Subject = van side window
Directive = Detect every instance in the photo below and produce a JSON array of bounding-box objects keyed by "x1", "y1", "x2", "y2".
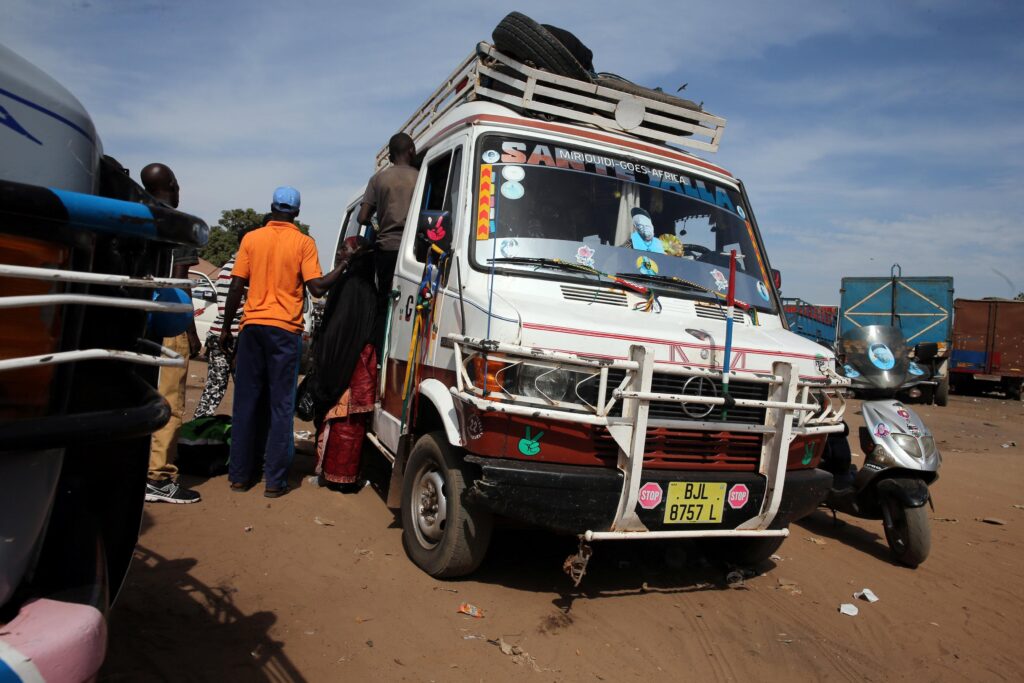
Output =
[
  {"x1": 415, "y1": 147, "x2": 462, "y2": 262},
  {"x1": 334, "y1": 201, "x2": 363, "y2": 267}
]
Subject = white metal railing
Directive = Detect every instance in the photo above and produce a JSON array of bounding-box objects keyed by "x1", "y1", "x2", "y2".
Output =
[
  {"x1": 448, "y1": 333, "x2": 847, "y2": 540},
  {"x1": 377, "y1": 42, "x2": 728, "y2": 168},
  {"x1": 0, "y1": 264, "x2": 194, "y2": 372}
]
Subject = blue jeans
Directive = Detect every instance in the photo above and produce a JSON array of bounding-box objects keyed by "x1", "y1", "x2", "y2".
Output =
[{"x1": 229, "y1": 325, "x2": 302, "y2": 489}]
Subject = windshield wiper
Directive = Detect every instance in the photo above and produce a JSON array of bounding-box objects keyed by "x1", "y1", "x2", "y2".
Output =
[
  {"x1": 488, "y1": 256, "x2": 597, "y2": 274},
  {"x1": 613, "y1": 271, "x2": 716, "y2": 296},
  {"x1": 490, "y1": 257, "x2": 649, "y2": 294}
]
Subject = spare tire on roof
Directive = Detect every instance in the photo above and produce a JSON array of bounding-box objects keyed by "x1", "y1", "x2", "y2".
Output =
[
  {"x1": 540, "y1": 23, "x2": 594, "y2": 72},
  {"x1": 492, "y1": 11, "x2": 593, "y2": 82}
]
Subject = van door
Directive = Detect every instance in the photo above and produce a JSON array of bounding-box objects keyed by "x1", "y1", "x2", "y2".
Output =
[{"x1": 377, "y1": 138, "x2": 466, "y2": 451}]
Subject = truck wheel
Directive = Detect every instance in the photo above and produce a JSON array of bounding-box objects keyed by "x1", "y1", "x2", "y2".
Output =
[
  {"x1": 1006, "y1": 378, "x2": 1023, "y2": 401},
  {"x1": 492, "y1": 12, "x2": 593, "y2": 82},
  {"x1": 934, "y1": 376, "x2": 949, "y2": 406},
  {"x1": 882, "y1": 499, "x2": 930, "y2": 567},
  {"x1": 700, "y1": 536, "x2": 785, "y2": 567},
  {"x1": 401, "y1": 432, "x2": 493, "y2": 578}
]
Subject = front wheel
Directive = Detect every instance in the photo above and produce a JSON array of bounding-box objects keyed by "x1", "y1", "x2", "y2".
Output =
[
  {"x1": 400, "y1": 432, "x2": 493, "y2": 578},
  {"x1": 882, "y1": 499, "x2": 931, "y2": 567}
]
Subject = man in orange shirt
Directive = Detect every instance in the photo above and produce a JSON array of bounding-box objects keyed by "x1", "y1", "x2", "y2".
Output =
[{"x1": 220, "y1": 187, "x2": 346, "y2": 497}]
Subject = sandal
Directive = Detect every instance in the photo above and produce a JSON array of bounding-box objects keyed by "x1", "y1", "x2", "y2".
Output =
[{"x1": 264, "y1": 484, "x2": 291, "y2": 499}]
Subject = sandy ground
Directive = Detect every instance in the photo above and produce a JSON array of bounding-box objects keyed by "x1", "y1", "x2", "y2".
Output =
[{"x1": 99, "y1": 362, "x2": 1024, "y2": 682}]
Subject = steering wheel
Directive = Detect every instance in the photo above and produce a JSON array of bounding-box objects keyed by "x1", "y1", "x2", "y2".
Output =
[{"x1": 682, "y1": 243, "x2": 714, "y2": 259}]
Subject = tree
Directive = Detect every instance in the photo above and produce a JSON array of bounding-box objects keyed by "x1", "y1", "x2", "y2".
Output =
[
  {"x1": 1016, "y1": 292, "x2": 1024, "y2": 301},
  {"x1": 200, "y1": 208, "x2": 311, "y2": 267}
]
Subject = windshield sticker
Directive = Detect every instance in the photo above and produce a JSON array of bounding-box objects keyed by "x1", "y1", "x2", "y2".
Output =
[
  {"x1": 629, "y1": 208, "x2": 665, "y2": 252},
  {"x1": 843, "y1": 364, "x2": 861, "y2": 378},
  {"x1": 467, "y1": 414, "x2": 483, "y2": 440},
  {"x1": 874, "y1": 422, "x2": 891, "y2": 438},
  {"x1": 501, "y1": 165, "x2": 525, "y2": 182},
  {"x1": 495, "y1": 140, "x2": 739, "y2": 215},
  {"x1": 500, "y1": 180, "x2": 524, "y2": 200},
  {"x1": 500, "y1": 239, "x2": 518, "y2": 258},
  {"x1": 481, "y1": 150, "x2": 500, "y2": 164},
  {"x1": 518, "y1": 426, "x2": 544, "y2": 456},
  {"x1": 908, "y1": 362, "x2": 925, "y2": 376},
  {"x1": 636, "y1": 255, "x2": 659, "y2": 276},
  {"x1": 868, "y1": 343, "x2": 896, "y2": 370},
  {"x1": 476, "y1": 165, "x2": 494, "y2": 240},
  {"x1": 907, "y1": 422, "x2": 921, "y2": 435},
  {"x1": 575, "y1": 244, "x2": 595, "y2": 268},
  {"x1": 896, "y1": 406, "x2": 910, "y2": 420},
  {"x1": 737, "y1": 205, "x2": 746, "y2": 220},
  {"x1": 711, "y1": 269, "x2": 728, "y2": 292},
  {"x1": 756, "y1": 281, "x2": 770, "y2": 301}
]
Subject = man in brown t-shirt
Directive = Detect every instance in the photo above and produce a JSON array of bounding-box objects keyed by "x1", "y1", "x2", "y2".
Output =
[{"x1": 358, "y1": 133, "x2": 418, "y2": 309}]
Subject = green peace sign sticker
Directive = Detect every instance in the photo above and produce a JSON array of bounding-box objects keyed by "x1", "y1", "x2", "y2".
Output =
[
  {"x1": 518, "y1": 426, "x2": 545, "y2": 456},
  {"x1": 801, "y1": 442, "x2": 814, "y2": 465}
]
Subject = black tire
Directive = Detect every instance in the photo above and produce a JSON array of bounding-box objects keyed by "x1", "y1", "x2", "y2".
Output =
[
  {"x1": 594, "y1": 74, "x2": 703, "y2": 112},
  {"x1": 1006, "y1": 378, "x2": 1023, "y2": 401},
  {"x1": 882, "y1": 499, "x2": 930, "y2": 567},
  {"x1": 492, "y1": 12, "x2": 593, "y2": 82},
  {"x1": 700, "y1": 535, "x2": 785, "y2": 567},
  {"x1": 400, "y1": 431, "x2": 493, "y2": 578},
  {"x1": 935, "y1": 375, "x2": 950, "y2": 406}
]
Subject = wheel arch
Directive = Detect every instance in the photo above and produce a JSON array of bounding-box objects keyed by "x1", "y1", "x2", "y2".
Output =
[{"x1": 413, "y1": 378, "x2": 463, "y2": 448}]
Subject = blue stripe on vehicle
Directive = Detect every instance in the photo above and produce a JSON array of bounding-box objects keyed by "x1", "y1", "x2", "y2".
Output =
[
  {"x1": 49, "y1": 188, "x2": 158, "y2": 238},
  {"x1": 0, "y1": 86, "x2": 96, "y2": 145},
  {"x1": 0, "y1": 657, "x2": 23, "y2": 683},
  {"x1": 952, "y1": 349, "x2": 987, "y2": 369}
]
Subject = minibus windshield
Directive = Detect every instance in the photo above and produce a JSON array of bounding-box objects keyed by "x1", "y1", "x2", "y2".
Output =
[{"x1": 471, "y1": 134, "x2": 777, "y2": 311}]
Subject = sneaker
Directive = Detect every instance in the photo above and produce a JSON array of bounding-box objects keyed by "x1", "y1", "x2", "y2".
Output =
[{"x1": 145, "y1": 478, "x2": 201, "y2": 504}]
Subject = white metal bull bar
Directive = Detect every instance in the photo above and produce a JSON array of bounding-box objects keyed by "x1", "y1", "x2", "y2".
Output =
[
  {"x1": 0, "y1": 263, "x2": 194, "y2": 371},
  {"x1": 449, "y1": 334, "x2": 847, "y2": 541}
]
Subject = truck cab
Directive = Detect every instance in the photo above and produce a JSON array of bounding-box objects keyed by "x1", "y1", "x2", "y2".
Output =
[{"x1": 349, "y1": 42, "x2": 848, "y2": 578}]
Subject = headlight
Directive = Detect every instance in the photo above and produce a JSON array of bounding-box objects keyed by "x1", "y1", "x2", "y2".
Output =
[
  {"x1": 919, "y1": 435, "x2": 937, "y2": 458},
  {"x1": 891, "y1": 433, "x2": 924, "y2": 459},
  {"x1": 519, "y1": 364, "x2": 570, "y2": 402}
]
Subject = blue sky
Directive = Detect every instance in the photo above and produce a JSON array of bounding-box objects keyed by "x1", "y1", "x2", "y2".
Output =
[{"x1": 3, "y1": 0, "x2": 1022, "y2": 304}]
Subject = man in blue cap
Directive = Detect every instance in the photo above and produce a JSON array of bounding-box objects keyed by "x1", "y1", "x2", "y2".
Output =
[{"x1": 219, "y1": 187, "x2": 347, "y2": 497}]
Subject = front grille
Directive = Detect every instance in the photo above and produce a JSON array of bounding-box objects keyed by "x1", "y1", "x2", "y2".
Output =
[
  {"x1": 594, "y1": 428, "x2": 761, "y2": 471},
  {"x1": 577, "y1": 370, "x2": 769, "y2": 425},
  {"x1": 695, "y1": 303, "x2": 747, "y2": 324},
  {"x1": 560, "y1": 285, "x2": 628, "y2": 307}
]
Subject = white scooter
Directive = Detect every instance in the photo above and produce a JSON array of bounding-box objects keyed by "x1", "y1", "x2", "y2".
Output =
[{"x1": 821, "y1": 325, "x2": 941, "y2": 567}]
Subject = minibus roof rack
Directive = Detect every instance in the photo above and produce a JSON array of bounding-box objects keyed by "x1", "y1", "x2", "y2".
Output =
[{"x1": 376, "y1": 42, "x2": 727, "y2": 168}]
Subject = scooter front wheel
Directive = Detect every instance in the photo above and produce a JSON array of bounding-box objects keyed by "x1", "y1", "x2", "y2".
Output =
[{"x1": 882, "y1": 499, "x2": 931, "y2": 567}]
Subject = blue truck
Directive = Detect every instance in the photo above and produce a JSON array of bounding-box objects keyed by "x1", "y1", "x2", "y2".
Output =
[
  {"x1": 838, "y1": 266, "x2": 954, "y2": 405},
  {"x1": 782, "y1": 298, "x2": 838, "y2": 347}
]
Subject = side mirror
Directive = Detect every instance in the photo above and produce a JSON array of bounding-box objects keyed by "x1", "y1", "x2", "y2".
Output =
[
  {"x1": 771, "y1": 269, "x2": 782, "y2": 289},
  {"x1": 417, "y1": 210, "x2": 452, "y2": 256},
  {"x1": 914, "y1": 342, "x2": 939, "y2": 362}
]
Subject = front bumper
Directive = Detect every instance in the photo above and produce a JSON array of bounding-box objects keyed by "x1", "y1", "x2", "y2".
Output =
[{"x1": 466, "y1": 456, "x2": 833, "y2": 535}]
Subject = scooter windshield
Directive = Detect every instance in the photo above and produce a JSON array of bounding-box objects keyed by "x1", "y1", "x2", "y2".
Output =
[
  {"x1": 839, "y1": 325, "x2": 910, "y2": 390},
  {"x1": 470, "y1": 134, "x2": 777, "y2": 312}
]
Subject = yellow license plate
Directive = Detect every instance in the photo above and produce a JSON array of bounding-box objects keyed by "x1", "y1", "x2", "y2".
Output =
[{"x1": 663, "y1": 482, "x2": 726, "y2": 524}]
